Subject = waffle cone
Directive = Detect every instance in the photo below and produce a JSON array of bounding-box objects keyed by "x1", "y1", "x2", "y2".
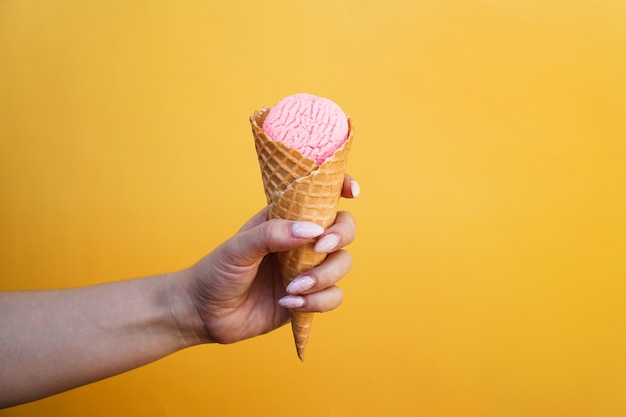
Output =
[{"x1": 250, "y1": 107, "x2": 353, "y2": 361}]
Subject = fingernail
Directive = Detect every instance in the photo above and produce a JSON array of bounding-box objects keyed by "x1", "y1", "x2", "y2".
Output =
[
  {"x1": 291, "y1": 222, "x2": 324, "y2": 239},
  {"x1": 351, "y1": 180, "x2": 360, "y2": 198},
  {"x1": 278, "y1": 295, "x2": 305, "y2": 309},
  {"x1": 315, "y1": 233, "x2": 341, "y2": 253},
  {"x1": 286, "y1": 276, "x2": 316, "y2": 294}
]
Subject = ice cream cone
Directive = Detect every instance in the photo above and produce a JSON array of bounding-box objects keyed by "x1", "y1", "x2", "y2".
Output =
[{"x1": 250, "y1": 107, "x2": 353, "y2": 361}]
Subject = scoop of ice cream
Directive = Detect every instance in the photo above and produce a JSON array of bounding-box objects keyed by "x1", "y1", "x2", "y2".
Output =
[{"x1": 262, "y1": 93, "x2": 349, "y2": 164}]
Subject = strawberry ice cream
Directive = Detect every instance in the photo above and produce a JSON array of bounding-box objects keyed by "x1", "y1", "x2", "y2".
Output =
[{"x1": 261, "y1": 93, "x2": 349, "y2": 164}]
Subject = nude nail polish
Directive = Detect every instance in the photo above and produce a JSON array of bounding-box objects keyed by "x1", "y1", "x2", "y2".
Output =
[
  {"x1": 278, "y1": 295, "x2": 305, "y2": 309},
  {"x1": 286, "y1": 276, "x2": 316, "y2": 294},
  {"x1": 351, "y1": 179, "x2": 360, "y2": 198},
  {"x1": 291, "y1": 222, "x2": 324, "y2": 239},
  {"x1": 315, "y1": 233, "x2": 341, "y2": 253}
]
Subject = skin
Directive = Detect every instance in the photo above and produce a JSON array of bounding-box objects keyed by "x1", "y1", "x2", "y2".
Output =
[{"x1": 0, "y1": 175, "x2": 359, "y2": 409}]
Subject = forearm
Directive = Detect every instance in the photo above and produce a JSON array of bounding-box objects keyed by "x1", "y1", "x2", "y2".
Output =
[{"x1": 0, "y1": 271, "x2": 204, "y2": 408}]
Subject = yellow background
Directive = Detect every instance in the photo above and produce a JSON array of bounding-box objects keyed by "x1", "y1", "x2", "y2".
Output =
[{"x1": 2, "y1": 0, "x2": 626, "y2": 416}]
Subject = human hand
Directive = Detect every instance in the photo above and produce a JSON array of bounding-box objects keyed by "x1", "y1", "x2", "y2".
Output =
[{"x1": 185, "y1": 175, "x2": 359, "y2": 344}]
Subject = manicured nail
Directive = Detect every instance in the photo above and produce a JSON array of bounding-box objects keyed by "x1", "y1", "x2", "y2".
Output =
[
  {"x1": 278, "y1": 295, "x2": 305, "y2": 309},
  {"x1": 315, "y1": 233, "x2": 341, "y2": 253},
  {"x1": 291, "y1": 222, "x2": 324, "y2": 239},
  {"x1": 286, "y1": 276, "x2": 316, "y2": 294},
  {"x1": 351, "y1": 180, "x2": 360, "y2": 198}
]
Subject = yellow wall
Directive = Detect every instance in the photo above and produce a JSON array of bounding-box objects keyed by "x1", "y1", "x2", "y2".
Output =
[{"x1": 2, "y1": 1, "x2": 626, "y2": 415}]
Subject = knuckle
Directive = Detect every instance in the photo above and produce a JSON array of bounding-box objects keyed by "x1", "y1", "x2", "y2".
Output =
[
  {"x1": 309, "y1": 287, "x2": 343, "y2": 313},
  {"x1": 260, "y1": 219, "x2": 284, "y2": 252}
]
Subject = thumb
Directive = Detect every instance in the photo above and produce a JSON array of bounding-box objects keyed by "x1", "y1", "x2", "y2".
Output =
[{"x1": 228, "y1": 218, "x2": 325, "y2": 265}]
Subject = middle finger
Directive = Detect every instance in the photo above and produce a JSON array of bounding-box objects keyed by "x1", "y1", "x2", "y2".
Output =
[{"x1": 285, "y1": 250, "x2": 352, "y2": 295}]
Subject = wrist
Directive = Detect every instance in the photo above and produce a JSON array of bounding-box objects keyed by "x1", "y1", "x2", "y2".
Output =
[{"x1": 164, "y1": 270, "x2": 211, "y2": 347}]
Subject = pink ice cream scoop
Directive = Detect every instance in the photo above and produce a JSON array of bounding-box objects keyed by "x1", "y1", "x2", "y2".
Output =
[{"x1": 261, "y1": 93, "x2": 349, "y2": 164}]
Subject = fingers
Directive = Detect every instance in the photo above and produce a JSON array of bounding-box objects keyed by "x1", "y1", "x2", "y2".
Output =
[
  {"x1": 342, "y1": 174, "x2": 360, "y2": 199},
  {"x1": 286, "y1": 250, "x2": 352, "y2": 295},
  {"x1": 230, "y1": 208, "x2": 354, "y2": 265},
  {"x1": 234, "y1": 174, "x2": 357, "y2": 261},
  {"x1": 230, "y1": 218, "x2": 324, "y2": 264},
  {"x1": 314, "y1": 211, "x2": 357, "y2": 253},
  {"x1": 278, "y1": 250, "x2": 352, "y2": 312},
  {"x1": 279, "y1": 286, "x2": 344, "y2": 313}
]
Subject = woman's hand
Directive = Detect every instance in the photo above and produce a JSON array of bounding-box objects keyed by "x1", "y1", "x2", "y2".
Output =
[{"x1": 186, "y1": 175, "x2": 359, "y2": 344}]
